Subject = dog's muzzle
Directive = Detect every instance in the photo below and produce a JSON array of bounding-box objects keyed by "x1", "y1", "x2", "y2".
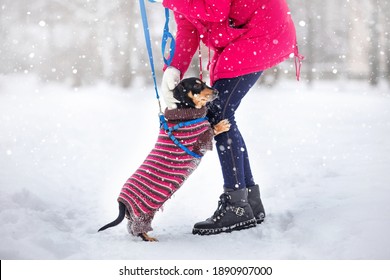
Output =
[{"x1": 210, "y1": 89, "x2": 219, "y2": 101}]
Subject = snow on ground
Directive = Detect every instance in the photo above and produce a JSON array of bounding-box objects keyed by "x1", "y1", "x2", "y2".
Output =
[{"x1": 1, "y1": 75, "x2": 390, "y2": 260}]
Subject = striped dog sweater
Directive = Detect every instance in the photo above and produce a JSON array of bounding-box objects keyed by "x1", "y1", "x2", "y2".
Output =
[{"x1": 118, "y1": 106, "x2": 214, "y2": 235}]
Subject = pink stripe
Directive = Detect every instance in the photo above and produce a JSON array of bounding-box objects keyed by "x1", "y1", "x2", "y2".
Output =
[
  {"x1": 170, "y1": 127, "x2": 210, "y2": 137},
  {"x1": 155, "y1": 138, "x2": 197, "y2": 147},
  {"x1": 142, "y1": 161, "x2": 188, "y2": 177},
  {"x1": 122, "y1": 182, "x2": 165, "y2": 205},
  {"x1": 138, "y1": 161, "x2": 197, "y2": 182},
  {"x1": 134, "y1": 169, "x2": 179, "y2": 191},
  {"x1": 129, "y1": 176, "x2": 171, "y2": 197},
  {"x1": 125, "y1": 178, "x2": 168, "y2": 203},
  {"x1": 146, "y1": 155, "x2": 193, "y2": 170},
  {"x1": 130, "y1": 177, "x2": 171, "y2": 197},
  {"x1": 137, "y1": 168, "x2": 181, "y2": 186},
  {"x1": 122, "y1": 186, "x2": 161, "y2": 209},
  {"x1": 152, "y1": 148, "x2": 194, "y2": 161},
  {"x1": 153, "y1": 150, "x2": 192, "y2": 160},
  {"x1": 120, "y1": 191, "x2": 154, "y2": 213},
  {"x1": 131, "y1": 172, "x2": 175, "y2": 193},
  {"x1": 154, "y1": 145, "x2": 185, "y2": 154},
  {"x1": 149, "y1": 149, "x2": 194, "y2": 160}
]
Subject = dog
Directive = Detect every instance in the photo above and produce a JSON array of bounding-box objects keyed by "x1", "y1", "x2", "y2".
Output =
[{"x1": 98, "y1": 78, "x2": 230, "y2": 241}]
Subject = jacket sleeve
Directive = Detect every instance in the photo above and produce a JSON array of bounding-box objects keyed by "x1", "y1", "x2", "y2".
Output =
[
  {"x1": 163, "y1": 0, "x2": 231, "y2": 22},
  {"x1": 165, "y1": 12, "x2": 200, "y2": 77}
]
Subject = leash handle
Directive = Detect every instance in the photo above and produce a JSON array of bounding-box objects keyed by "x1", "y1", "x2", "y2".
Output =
[
  {"x1": 148, "y1": 1, "x2": 175, "y2": 66},
  {"x1": 162, "y1": 8, "x2": 176, "y2": 66},
  {"x1": 139, "y1": 0, "x2": 176, "y2": 114}
]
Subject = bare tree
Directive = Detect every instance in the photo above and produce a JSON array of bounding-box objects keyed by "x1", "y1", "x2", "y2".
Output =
[
  {"x1": 368, "y1": 0, "x2": 381, "y2": 86},
  {"x1": 305, "y1": 0, "x2": 314, "y2": 85},
  {"x1": 382, "y1": 0, "x2": 390, "y2": 88}
]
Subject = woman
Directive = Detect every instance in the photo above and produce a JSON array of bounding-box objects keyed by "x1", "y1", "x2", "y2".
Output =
[{"x1": 161, "y1": 0, "x2": 302, "y2": 235}]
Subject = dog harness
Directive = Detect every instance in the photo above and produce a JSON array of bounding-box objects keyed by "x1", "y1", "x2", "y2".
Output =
[
  {"x1": 159, "y1": 113, "x2": 207, "y2": 159},
  {"x1": 118, "y1": 107, "x2": 213, "y2": 233}
]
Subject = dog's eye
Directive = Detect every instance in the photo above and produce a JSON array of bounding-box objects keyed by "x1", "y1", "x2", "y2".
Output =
[{"x1": 193, "y1": 83, "x2": 203, "y2": 90}]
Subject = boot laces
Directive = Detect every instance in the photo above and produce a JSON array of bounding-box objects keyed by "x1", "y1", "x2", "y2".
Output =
[{"x1": 211, "y1": 193, "x2": 231, "y2": 220}]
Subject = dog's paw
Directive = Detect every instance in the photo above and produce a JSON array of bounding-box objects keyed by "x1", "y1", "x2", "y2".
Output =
[
  {"x1": 213, "y1": 119, "x2": 231, "y2": 135},
  {"x1": 138, "y1": 233, "x2": 158, "y2": 242}
]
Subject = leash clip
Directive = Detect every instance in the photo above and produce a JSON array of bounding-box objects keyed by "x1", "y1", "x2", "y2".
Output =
[{"x1": 159, "y1": 113, "x2": 168, "y2": 129}]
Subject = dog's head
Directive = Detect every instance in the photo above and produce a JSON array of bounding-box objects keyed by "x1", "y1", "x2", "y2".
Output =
[{"x1": 173, "y1": 78, "x2": 218, "y2": 109}]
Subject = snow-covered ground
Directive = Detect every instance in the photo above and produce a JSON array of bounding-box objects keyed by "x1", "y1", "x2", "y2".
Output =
[{"x1": 1, "y1": 75, "x2": 390, "y2": 260}]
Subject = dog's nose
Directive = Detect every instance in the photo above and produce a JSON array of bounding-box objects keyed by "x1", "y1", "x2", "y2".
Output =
[{"x1": 213, "y1": 89, "x2": 219, "y2": 95}]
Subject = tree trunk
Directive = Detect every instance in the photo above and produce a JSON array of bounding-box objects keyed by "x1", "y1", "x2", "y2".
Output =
[
  {"x1": 368, "y1": 0, "x2": 380, "y2": 86},
  {"x1": 119, "y1": 0, "x2": 134, "y2": 88},
  {"x1": 383, "y1": 0, "x2": 390, "y2": 88},
  {"x1": 306, "y1": 1, "x2": 314, "y2": 85}
]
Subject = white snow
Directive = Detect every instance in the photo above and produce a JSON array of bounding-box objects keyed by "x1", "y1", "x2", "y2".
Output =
[{"x1": 1, "y1": 75, "x2": 390, "y2": 260}]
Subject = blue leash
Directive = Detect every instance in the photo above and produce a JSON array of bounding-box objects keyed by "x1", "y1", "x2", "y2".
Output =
[
  {"x1": 161, "y1": 6, "x2": 176, "y2": 66},
  {"x1": 139, "y1": 0, "x2": 175, "y2": 111},
  {"x1": 139, "y1": 0, "x2": 204, "y2": 159}
]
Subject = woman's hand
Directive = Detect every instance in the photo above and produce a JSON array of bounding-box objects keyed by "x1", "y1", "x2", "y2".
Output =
[{"x1": 161, "y1": 66, "x2": 181, "y2": 109}]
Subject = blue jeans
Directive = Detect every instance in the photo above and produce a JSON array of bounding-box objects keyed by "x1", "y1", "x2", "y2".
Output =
[{"x1": 207, "y1": 72, "x2": 263, "y2": 190}]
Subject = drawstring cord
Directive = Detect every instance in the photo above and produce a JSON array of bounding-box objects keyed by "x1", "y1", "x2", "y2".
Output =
[
  {"x1": 198, "y1": 45, "x2": 203, "y2": 81},
  {"x1": 295, "y1": 55, "x2": 303, "y2": 81},
  {"x1": 198, "y1": 23, "x2": 211, "y2": 81},
  {"x1": 294, "y1": 41, "x2": 304, "y2": 81},
  {"x1": 198, "y1": 44, "x2": 212, "y2": 81}
]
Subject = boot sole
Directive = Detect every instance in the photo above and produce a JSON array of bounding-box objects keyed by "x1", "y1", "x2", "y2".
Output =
[{"x1": 192, "y1": 218, "x2": 257, "y2": 236}]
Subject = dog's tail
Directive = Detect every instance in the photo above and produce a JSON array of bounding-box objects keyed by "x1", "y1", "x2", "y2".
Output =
[{"x1": 98, "y1": 202, "x2": 126, "y2": 232}]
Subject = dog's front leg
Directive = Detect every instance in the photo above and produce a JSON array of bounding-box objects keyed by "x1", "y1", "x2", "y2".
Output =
[{"x1": 213, "y1": 119, "x2": 231, "y2": 135}]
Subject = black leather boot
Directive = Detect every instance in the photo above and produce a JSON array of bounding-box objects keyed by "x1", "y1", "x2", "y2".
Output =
[
  {"x1": 192, "y1": 188, "x2": 257, "y2": 235},
  {"x1": 247, "y1": 184, "x2": 265, "y2": 224}
]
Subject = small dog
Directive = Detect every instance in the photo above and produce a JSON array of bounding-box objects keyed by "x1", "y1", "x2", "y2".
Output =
[{"x1": 98, "y1": 78, "x2": 230, "y2": 241}]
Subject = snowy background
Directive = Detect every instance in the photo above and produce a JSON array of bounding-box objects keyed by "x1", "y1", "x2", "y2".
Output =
[{"x1": 1, "y1": 75, "x2": 390, "y2": 259}]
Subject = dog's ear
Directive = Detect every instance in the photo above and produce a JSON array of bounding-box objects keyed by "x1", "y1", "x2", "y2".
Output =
[
  {"x1": 176, "y1": 83, "x2": 186, "y2": 93},
  {"x1": 173, "y1": 83, "x2": 186, "y2": 103},
  {"x1": 192, "y1": 79, "x2": 203, "y2": 92},
  {"x1": 173, "y1": 79, "x2": 198, "y2": 108}
]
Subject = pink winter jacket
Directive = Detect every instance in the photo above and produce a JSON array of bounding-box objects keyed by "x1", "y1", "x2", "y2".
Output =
[{"x1": 162, "y1": 0, "x2": 301, "y2": 85}]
